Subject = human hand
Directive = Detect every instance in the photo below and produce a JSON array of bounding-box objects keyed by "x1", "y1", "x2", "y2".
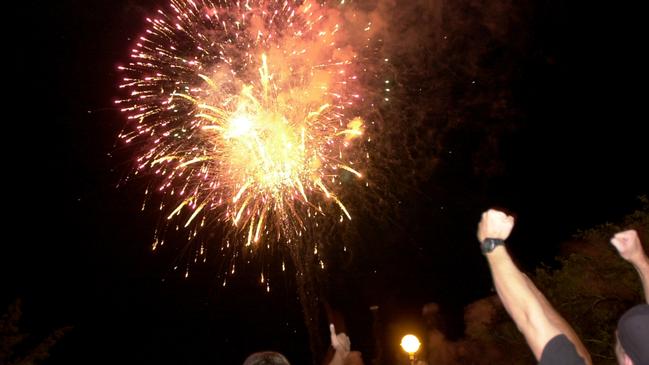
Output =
[
  {"x1": 330, "y1": 324, "x2": 350, "y2": 355},
  {"x1": 611, "y1": 229, "x2": 646, "y2": 264},
  {"x1": 477, "y1": 209, "x2": 515, "y2": 243},
  {"x1": 344, "y1": 352, "x2": 364, "y2": 365}
]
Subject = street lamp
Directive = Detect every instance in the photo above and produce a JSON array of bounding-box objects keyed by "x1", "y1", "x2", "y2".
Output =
[{"x1": 400, "y1": 334, "x2": 421, "y2": 365}]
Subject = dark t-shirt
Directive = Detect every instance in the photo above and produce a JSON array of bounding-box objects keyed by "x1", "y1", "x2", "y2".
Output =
[{"x1": 539, "y1": 334, "x2": 586, "y2": 365}]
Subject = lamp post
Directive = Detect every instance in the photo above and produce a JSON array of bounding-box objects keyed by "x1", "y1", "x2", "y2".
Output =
[{"x1": 400, "y1": 334, "x2": 421, "y2": 365}]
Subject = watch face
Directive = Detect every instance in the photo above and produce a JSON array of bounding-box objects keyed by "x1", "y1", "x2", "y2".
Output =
[
  {"x1": 482, "y1": 238, "x2": 503, "y2": 254},
  {"x1": 481, "y1": 240, "x2": 493, "y2": 253}
]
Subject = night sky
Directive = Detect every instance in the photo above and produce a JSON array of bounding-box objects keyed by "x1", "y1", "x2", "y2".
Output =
[{"x1": 4, "y1": 0, "x2": 647, "y2": 364}]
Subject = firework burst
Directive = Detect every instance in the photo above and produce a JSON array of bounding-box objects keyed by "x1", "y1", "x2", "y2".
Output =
[{"x1": 116, "y1": 0, "x2": 370, "y2": 276}]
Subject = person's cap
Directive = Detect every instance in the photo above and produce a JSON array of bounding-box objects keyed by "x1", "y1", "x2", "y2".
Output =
[{"x1": 617, "y1": 304, "x2": 649, "y2": 365}]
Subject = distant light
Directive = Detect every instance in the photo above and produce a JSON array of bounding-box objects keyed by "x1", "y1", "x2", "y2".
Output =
[{"x1": 400, "y1": 334, "x2": 421, "y2": 355}]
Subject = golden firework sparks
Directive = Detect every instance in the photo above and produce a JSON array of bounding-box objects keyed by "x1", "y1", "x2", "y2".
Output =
[{"x1": 116, "y1": 0, "x2": 370, "y2": 273}]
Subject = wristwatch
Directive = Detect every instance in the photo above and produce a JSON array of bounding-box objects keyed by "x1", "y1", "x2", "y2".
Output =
[{"x1": 481, "y1": 238, "x2": 505, "y2": 254}]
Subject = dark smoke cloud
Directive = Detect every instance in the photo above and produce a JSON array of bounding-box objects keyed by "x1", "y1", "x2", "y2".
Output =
[
  {"x1": 329, "y1": 0, "x2": 539, "y2": 247},
  {"x1": 346, "y1": 0, "x2": 534, "y2": 187}
]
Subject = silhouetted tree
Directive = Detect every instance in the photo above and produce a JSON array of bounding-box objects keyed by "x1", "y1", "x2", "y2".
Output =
[
  {"x1": 534, "y1": 196, "x2": 648, "y2": 364},
  {"x1": 0, "y1": 299, "x2": 71, "y2": 365}
]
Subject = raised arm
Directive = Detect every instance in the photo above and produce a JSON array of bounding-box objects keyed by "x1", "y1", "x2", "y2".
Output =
[
  {"x1": 478, "y1": 209, "x2": 591, "y2": 363},
  {"x1": 328, "y1": 324, "x2": 350, "y2": 365},
  {"x1": 611, "y1": 229, "x2": 649, "y2": 303},
  {"x1": 326, "y1": 324, "x2": 364, "y2": 365}
]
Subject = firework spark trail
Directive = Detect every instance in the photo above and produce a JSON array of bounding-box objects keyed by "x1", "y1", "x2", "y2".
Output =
[{"x1": 116, "y1": 0, "x2": 371, "y2": 276}]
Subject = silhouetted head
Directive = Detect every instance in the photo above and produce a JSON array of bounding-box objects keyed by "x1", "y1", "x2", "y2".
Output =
[
  {"x1": 243, "y1": 351, "x2": 291, "y2": 365},
  {"x1": 615, "y1": 304, "x2": 649, "y2": 365}
]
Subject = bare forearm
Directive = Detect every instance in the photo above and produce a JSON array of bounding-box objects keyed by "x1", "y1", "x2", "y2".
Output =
[
  {"x1": 486, "y1": 247, "x2": 560, "y2": 359},
  {"x1": 522, "y1": 276, "x2": 591, "y2": 364},
  {"x1": 631, "y1": 255, "x2": 649, "y2": 303},
  {"x1": 487, "y1": 248, "x2": 591, "y2": 363},
  {"x1": 611, "y1": 230, "x2": 648, "y2": 302}
]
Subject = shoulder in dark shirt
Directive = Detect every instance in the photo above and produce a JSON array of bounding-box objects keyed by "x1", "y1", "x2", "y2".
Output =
[{"x1": 539, "y1": 334, "x2": 586, "y2": 365}]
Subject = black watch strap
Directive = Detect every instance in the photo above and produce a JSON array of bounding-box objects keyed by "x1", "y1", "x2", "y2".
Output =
[{"x1": 481, "y1": 238, "x2": 505, "y2": 254}]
